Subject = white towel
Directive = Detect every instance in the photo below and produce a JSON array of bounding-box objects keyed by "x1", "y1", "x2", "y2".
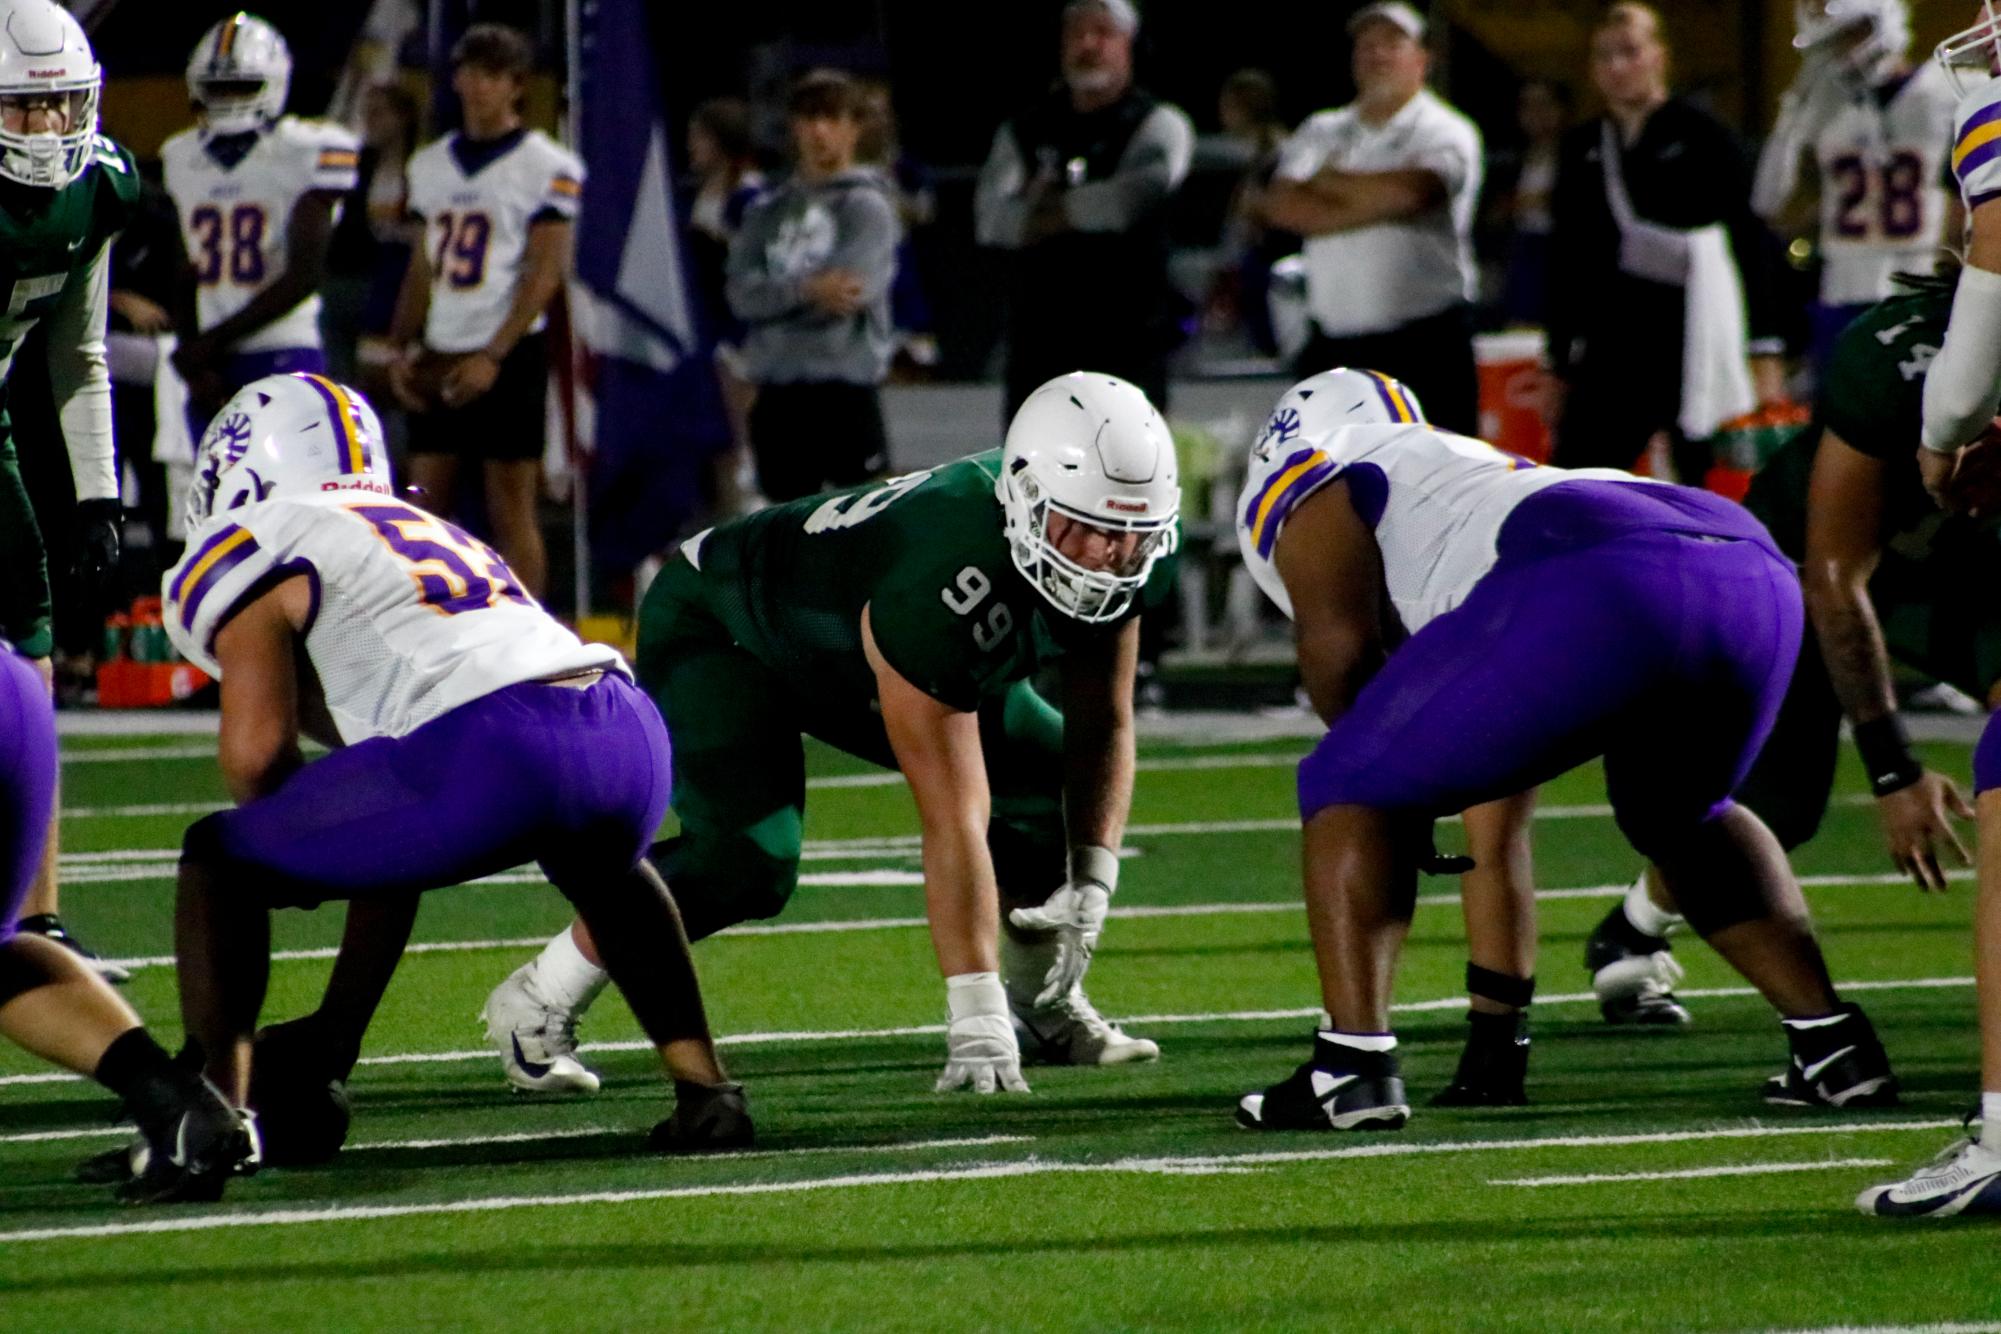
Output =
[
  {"x1": 1678, "y1": 224, "x2": 1756, "y2": 440},
  {"x1": 150, "y1": 334, "x2": 193, "y2": 464}
]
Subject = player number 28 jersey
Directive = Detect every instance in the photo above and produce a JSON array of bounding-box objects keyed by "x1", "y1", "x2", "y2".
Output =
[
  {"x1": 1238, "y1": 416, "x2": 1639, "y2": 632},
  {"x1": 405, "y1": 129, "x2": 584, "y2": 353},
  {"x1": 1812, "y1": 64, "x2": 1955, "y2": 307},
  {"x1": 164, "y1": 494, "x2": 620, "y2": 742},
  {"x1": 161, "y1": 117, "x2": 360, "y2": 353}
]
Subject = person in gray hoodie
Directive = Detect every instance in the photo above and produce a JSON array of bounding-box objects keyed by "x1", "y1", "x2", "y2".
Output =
[{"x1": 726, "y1": 69, "x2": 899, "y2": 502}]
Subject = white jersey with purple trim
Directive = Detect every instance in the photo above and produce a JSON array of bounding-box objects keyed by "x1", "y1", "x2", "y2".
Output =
[
  {"x1": 405, "y1": 129, "x2": 583, "y2": 353},
  {"x1": 161, "y1": 116, "x2": 360, "y2": 353},
  {"x1": 1812, "y1": 64, "x2": 1955, "y2": 307},
  {"x1": 1950, "y1": 73, "x2": 2001, "y2": 208},
  {"x1": 1237, "y1": 417, "x2": 1640, "y2": 632},
  {"x1": 164, "y1": 494, "x2": 622, "y2": 744}
]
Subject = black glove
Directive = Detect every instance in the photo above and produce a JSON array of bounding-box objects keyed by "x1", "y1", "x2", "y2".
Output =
[{"x1": 75, "y1": 497, "x2": 123, "y2": 608}]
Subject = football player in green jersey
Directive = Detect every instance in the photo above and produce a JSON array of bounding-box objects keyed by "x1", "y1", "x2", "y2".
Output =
[
  {"x1": 482, "y1": 373, "x2": 1180, "y2": 1097},
  {"x1": 0, "y1": 0, "x2": 140, "y2": 982}
]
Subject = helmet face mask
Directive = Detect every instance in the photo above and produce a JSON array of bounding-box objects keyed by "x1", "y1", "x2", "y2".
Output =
[
  {"x1": 186, "y1": 374, "x2": 394, "y2": 532},
  {"x1": 1936, "y1": 0, "x2": 2001, "y2": 96},
  {"x1": 0, "y1": 0, "x2": 100, "y2": 190},
  {"x1": 187, "y1": 14, "x2": 291, "y2": 138},
  {"x1": 998, "y1": 372, "x2": 1180, "y2": 626}
]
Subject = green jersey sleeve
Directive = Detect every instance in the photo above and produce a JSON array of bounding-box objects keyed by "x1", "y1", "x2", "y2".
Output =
[
  {"x1": 1816, "y1": 286, "x2": 1948, "y2": 463},
  {"x1": 869, "y1": 548, "x2": 1042, "y2": 712}
]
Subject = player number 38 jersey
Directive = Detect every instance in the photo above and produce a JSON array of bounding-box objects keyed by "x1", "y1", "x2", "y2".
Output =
[
  {"x1": 164, "y1": 495, "x2": 620, "y2": 742},
  {"x1": 1237, "y1": 416, "x2": 1635, "y2": 632},
  {"x1": 405, "y1": 128, "x2": 584, "y2": 353},
  {"x1": 161, "y1": 116, "x2": 361, "y2": 352}
]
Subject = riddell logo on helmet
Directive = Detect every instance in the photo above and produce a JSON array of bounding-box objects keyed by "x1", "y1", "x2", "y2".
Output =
[
  {"x1": 322, "y1": 479, "x2": 391, "y2": 495},
  {"x1": 28, "y1": 70, "x2": 67, "y2": 78},
  {"x1": 1103, "y1": 499, "x2": 1149, "y2": 514}
]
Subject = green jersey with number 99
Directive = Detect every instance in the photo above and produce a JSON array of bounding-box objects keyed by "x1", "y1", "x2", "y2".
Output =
[{"x1": 681, "y1": 450, "x2": 1177, "y2": 712}]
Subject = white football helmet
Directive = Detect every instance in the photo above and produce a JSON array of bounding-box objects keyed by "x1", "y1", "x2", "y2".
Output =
[
  {"x1": 1251, "y1": 368, "x2": 1427, "y2": 466},
  {"x1": 187, "y1": 12, "x2": 291, "y2": 138},
  {"x1": 1938, "y1": 0, "x2": 2001, "y2": 96},
  {"x1": 1795, "y1": 0, "x2": 1908, "y2": 83},
  {"x1": 0, "y1": 0, "x2": 99, "y2": 190},
  {"x1": 186, "y1": 374, "x2": 393, "y2": 531},
  {"x1": 998, "y1": 372, "x2": 1179, "y2": 625}
]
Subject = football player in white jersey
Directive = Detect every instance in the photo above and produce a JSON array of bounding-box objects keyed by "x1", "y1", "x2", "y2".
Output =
[
  {"x1": 1857, "y1": 0, "x2": 2001, "y2": 1220},
  {"x1": 1231, "y1": 368, "x2": 1898, "y2": 1133},
  {"x1": 154, "y1": 373, "x2": 750, "y2": 1181},
  {"x1": 1753, "y1": 0, "x2": 1959, "y2": 367},
  {"x1": 162, "y1": 13, "x2": 358, "y2": 436},
  {"x1": 388, "y1": 24, "x2": 581, "y2": 599}
]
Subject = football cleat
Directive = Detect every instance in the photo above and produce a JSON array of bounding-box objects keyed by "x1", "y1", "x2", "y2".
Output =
[
  {"x1": 1764, "y1": 1003, "x2": 1900, "y2": 1109},
  {"x1": 1237, "y1": 1037, "x2": 1410, "y2": 1132},
  {"x1": 16, "y1": 913, "x2": 130, "y2": 984},
  {"x1": 482, "y1": 962, "x2": 600, "y2": 1095},
  {"x1": 1430, "y1": 1010, "x2": 1530, "y2": 1107},
  {"x1": 74, "y1": 1135, "x2": 148, "y2": 1185},
  {"x1": 248, "y1": 1017, "x2": 355, "y2": 1166},
  {"x1": 1858, "y1": 1129, "x2": 2001, "y2": 1219},
  {"x1": 118, "y1": 1081, "x2": 260, "y2": 1205},
  {"x1": 1583, "y1": 903, "x2": 1690, "y2": 1026},
  {"x1": 1011, "y1": 986, "x2": 1159, "y2": 1066},
  {"x1": 650, "y1": 1080, "x2": 754, "y2": 1153}
]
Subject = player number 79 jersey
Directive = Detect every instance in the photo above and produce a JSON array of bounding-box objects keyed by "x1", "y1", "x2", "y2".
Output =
[
  {"x1": 164, "y1": 494, "x2": 620, "y2": 742},
  {"x1": 405, "y1": 129, "x2": 584, "y2": 353}
]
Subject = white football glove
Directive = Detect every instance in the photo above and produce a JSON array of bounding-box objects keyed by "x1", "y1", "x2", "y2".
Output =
[
  {"x1": 936, "y1": 973, "x2": 1029, "y2": 1094},
  {"x1": 1007, "y1": 846, "x2": 1118, "y2": 1006}
]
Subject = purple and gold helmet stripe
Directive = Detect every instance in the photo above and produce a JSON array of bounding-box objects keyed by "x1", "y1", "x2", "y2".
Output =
[
  {"x1": 216, "y1": 12, "x2": 244, "y2": 61},
  {"x1": 295, "y1": 373, "x2": 371, "y2": 476},
  {"x1": 172, "y1": 524, "x2": 260, "y2": 626},
  {"x1": 1362, "y1": 370, "x2": 1421, "y2": 424},
  {"x1": 1245, "y1": 448, "x2": 1339, "y2": 560},
  {"x1": 1955, "y1": 99, "x2": 2001, "y2": 181}
]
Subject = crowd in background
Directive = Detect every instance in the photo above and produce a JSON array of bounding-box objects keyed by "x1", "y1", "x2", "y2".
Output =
[{"x1": 26, "y1": 0, "x2": 1957, "y2": 678}]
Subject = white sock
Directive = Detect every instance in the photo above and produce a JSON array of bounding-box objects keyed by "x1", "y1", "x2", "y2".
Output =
[
  {"x1": 1317, "y1": 1029, "x2": 1397, "y2": 1053},
  {"x1": 999, "y1": 931, "x2": 1061, "y2": 1008},
  {"x1": 1982, "y1": 1093, "x2": 2001, "y2": 1148},
  {"x1": 1623, "y1": 875, "x2": 1684, "y2": 938},
  {"x1": 530, "y1": 925, "x2": 610, "y2": 1013}
]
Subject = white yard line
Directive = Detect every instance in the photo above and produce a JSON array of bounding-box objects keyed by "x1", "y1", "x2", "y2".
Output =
[
  {"x1": 0, "y1": 1119, "x2": 1963, "y2": 1246},
  {"x1": 0, "y1": 975, "x2": 1974, "y2": 1089},
  {"x1": 1490, "y1": 1157, "x2": 1892, "y2": 1187}
]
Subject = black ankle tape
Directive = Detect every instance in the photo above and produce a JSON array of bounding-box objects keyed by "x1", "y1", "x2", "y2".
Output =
[{"x1": 1466, "y1": 963, "x2": 1535, "y2": 1010}]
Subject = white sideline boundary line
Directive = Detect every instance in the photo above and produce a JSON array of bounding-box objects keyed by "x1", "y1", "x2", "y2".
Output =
[
  {"x1": 1770, "y1": 1325, "x2": 2001, "y2": 1334},
  {"x1": 1490, "y1": 1157, "x2": 1891, "y2": 1187},
  {"x1": 0, "y1": 1118, "x2": 1964, "y2": 1245},
  {"x1": 0, "y1": 975, "x2": 1973, "y2": 1089}
]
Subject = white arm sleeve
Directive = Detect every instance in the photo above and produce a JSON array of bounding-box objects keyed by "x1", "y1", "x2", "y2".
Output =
[
  {"x1": 43, "y1": 242, "x2": 116, "y2": 501},
  {"x1": 1922, "y1": 262, "x2": 2001, "y2": 452}
]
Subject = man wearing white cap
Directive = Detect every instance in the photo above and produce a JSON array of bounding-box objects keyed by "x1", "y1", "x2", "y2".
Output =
[
  {"x1": 1261, "y1": 1, "x2": 1483, "y2": 432},
  {"x1": 975, "y1": 0, "x2": 1194, "y2": 418}
]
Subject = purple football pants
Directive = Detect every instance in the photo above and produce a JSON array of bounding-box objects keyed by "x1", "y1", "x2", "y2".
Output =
[
  {"x1": 1297, "y1": 480, "x2": 1802, "y2": 862},
  {"x1": 186, "y1": 673, "x2": 671, "y2": 907},
  {"x1": 0, "y1": 648, "x2": 56, "y2": 943}
]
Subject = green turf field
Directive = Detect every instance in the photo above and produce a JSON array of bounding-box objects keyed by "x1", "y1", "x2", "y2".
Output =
[{"x1": 2, "y1": 721, "x2": 1996, "y2": 1332}]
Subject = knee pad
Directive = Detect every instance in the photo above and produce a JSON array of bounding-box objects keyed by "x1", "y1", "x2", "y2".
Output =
[{"x1": 1976, "y1": 712, "x2": 2001, "y2": 796}]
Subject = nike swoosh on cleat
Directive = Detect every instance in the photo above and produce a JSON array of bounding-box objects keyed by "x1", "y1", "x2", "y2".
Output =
[
  {"x1": 510, "y1": 1034, "x2": 553, "y2": 1080},
  {"x1": 1800, "y1": 1045, "x2": 1856, "y2": 1083}
]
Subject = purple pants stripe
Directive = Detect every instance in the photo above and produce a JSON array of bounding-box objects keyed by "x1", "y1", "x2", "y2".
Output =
[
  {"x1": 1299, "y1": 482, "x2": 1801, "y2": 860},
  {"x1": 0, "y1": 650, "x2": 56, "y2": 942},
  {"x1": 194, "y1": 674, "x2": 670, "y2": 906}
]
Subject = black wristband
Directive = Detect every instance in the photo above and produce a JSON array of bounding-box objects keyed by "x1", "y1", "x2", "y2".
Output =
[{"x1": 1854, "y1": 714, "x2": 1923, "y2": 797}]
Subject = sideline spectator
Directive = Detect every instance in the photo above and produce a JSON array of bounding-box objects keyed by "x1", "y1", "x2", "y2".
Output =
[
  {"x1": 1485, "y1": 79, "x2": 1569, "y2": 328},
  {"x1": 725, "y1": 69, "x2": 897, "y2": 502},
  {"x1": 1546, "y1": 2, "x2": 1785, "y2": 478},
  {"x1": 325, "y1": 81, "x2": 421, "y2": 399},
  {"x1": 685, "y1": 96, "x2": 764, "y2": 514},
  {"x1": 388, "y1": 24, "x2": 581, "y2": 598},
  {"x1": 974, "y1": 0, "x2": 1193, "y2": 418},
  {"x1": 1207, "y1": 68, "x2": 1296, "y2": 356},
  {"x1": 1261, "y1": 1, "x2": 1483, "y2": 433},
  {"x1": 858, "y1": 79, "x2": 941, "y2": 374}
]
